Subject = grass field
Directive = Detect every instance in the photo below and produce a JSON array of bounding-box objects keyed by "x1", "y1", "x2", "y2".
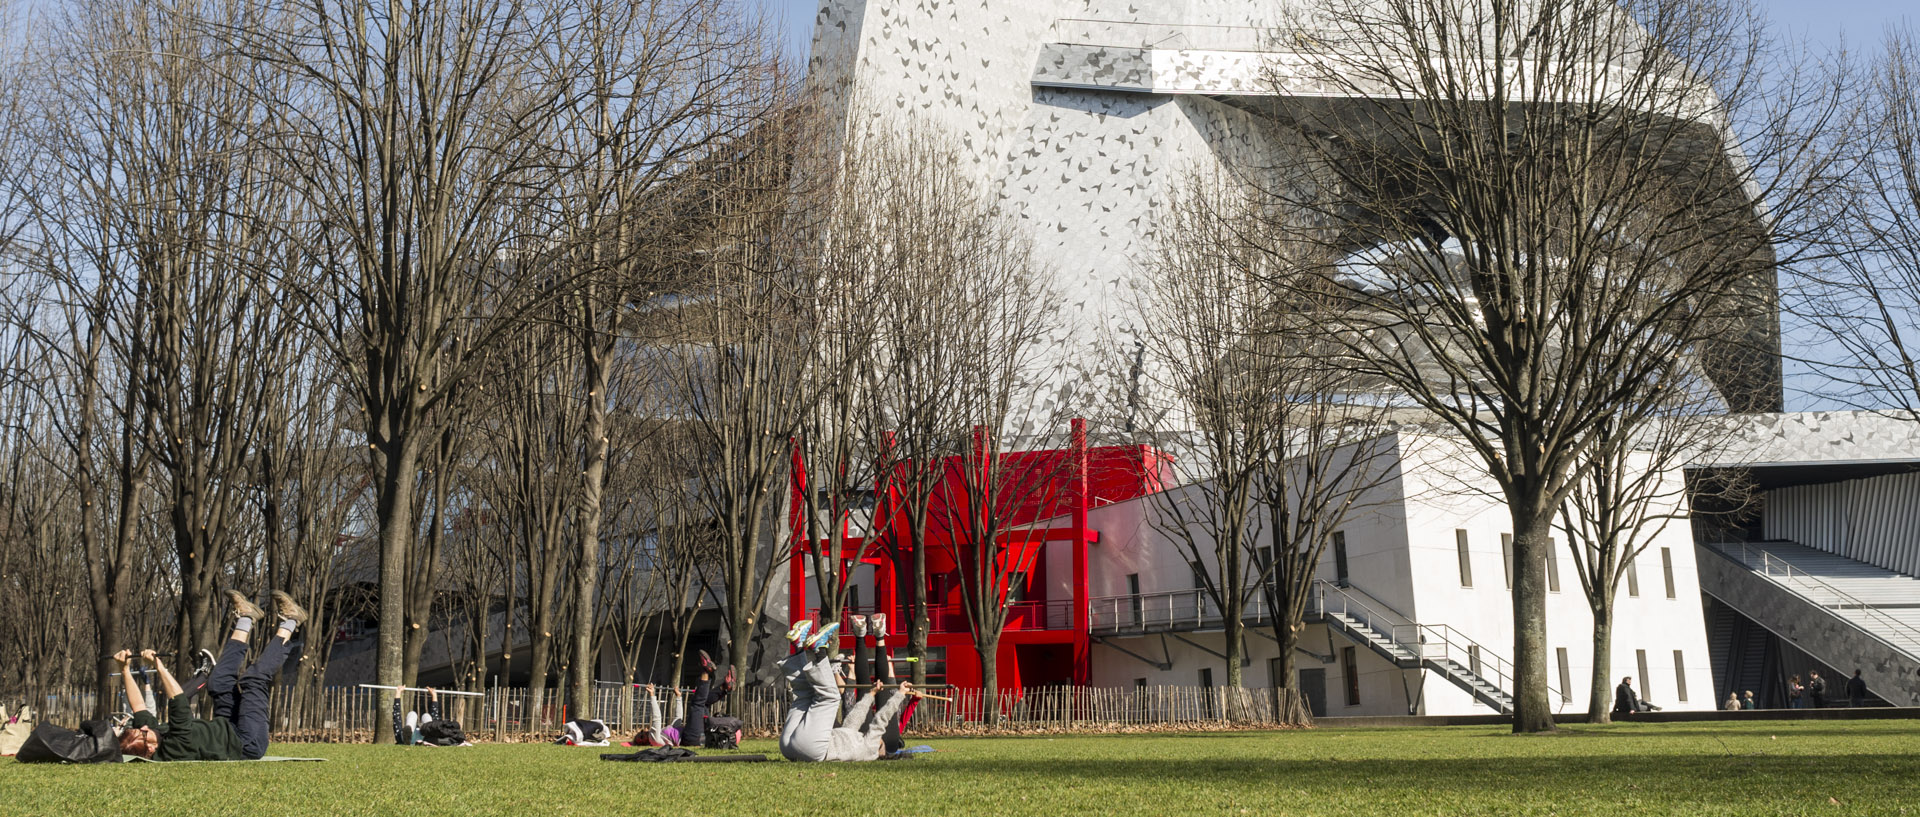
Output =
[{"x1": 6, "y1": 720, "x2": 1918, "y2": 816}]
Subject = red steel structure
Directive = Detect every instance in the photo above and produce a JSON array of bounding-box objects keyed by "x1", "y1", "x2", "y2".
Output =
[{"x1": 787, "y1": 419, "x2": 1168, "y2": 692}]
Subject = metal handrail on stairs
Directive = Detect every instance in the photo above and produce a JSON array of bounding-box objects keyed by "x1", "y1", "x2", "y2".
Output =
[
  {"x1": 1706, "y1": 541, "x2": 1920, "y2": 654},
  {"x1": 1311, "y1": 580, "x2": 1566, "y2": 711}
]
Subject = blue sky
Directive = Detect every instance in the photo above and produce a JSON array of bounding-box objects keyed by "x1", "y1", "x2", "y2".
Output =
[{"x1": 756, "y1": 1, "x2": 1914, "y2": 58}]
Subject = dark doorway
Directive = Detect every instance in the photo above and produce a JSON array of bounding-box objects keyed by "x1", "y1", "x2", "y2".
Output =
[{"x1": 1298, "y1": 668, "x2": 1329, "y2": 717}]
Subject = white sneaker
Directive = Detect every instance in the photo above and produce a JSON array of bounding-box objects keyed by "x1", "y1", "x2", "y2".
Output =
[{"x1": 851, "y1": 615, "x2": 868, "y2": 637}]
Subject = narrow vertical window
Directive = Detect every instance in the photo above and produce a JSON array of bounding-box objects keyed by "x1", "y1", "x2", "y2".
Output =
[
  {"x1": 1636, "y1": 649, "x2": 1652, "y2": 702},
  {"x1": 1661, "y1": 548, "x2": 1677, "y2": 599},
  {"x1": 1199, "y1": 667, "x2": 1214, "y2": 688},
  {"x1": 1501, "y1": 534, "x2": 1514, "y2": 589},
  {"x1": 1191, "y1": 561, "x2": 1207, "y2": 590},
  {"x1": 1342, "y1": 646, "x2": 1360, "y2": 706},
  {"x1": 1556, "y1": 648, "x2": 1572, "y2": 704},
  {"x1": 1127, "y1": 573, "x2": 1142, "y2": 626},
  {"x1": 1468, "y1": 645, "x2": 1483, "y2": 678},
  {"x1": 1333, "y1": 531, "x2": 1351, "y2": 587},
  {"x1": 1672, "y1": 650, "x2": 1689, "y2": 702},
  {"x1": 1626, "y1": 554, "x2": 1640, "y2": 597},
  {"x1": 1455, "y1": 529, "x2": 1474, "y2": 587},
  {"x1": 1545, "y1": 538, "x2": 1562, "y2": 593}
]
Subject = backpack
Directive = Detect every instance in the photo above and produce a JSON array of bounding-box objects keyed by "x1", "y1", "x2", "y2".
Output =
[
  {"x1": 14, "y1": 720, "x2": 121, "y2": 764},
  {"x1": 419, "y1": 718, "x2": 466, "y2": 746},
  {"x1": 703, "y1": 716, "x2": 742, "y2": 749}
]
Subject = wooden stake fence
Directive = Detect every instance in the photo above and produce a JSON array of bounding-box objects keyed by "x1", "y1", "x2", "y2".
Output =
[{"x1": 6, "y1": 683, "x2": 1295, "y2": 742}]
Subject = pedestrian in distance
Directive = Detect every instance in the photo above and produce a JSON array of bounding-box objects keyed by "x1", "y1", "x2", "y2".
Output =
[{"x1": 1847, "y1": 670, "x2": 1867, "y2": 707}]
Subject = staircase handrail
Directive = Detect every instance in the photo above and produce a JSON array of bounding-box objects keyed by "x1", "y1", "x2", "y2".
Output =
[
  {"x1": 1706, "y1": 541, "x2": 1920, "y2": 655},
  {"x1": 1313, "y1": 580, "x2": 1568, "y2": 710}
]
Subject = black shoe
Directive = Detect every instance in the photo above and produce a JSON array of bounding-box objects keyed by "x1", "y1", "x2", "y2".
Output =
[
  {"x1": 193, "y1": 648, "x2": 216, "y2": 676},
  {"x1": 699, "y1": 650, "x2": 716, "y2": 674}
]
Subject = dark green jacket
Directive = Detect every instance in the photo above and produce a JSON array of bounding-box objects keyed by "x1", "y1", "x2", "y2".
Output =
[{"x1": 131, "y1": 695, "x2": 245, "y2": 761}]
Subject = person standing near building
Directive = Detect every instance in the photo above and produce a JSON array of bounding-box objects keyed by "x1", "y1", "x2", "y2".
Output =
[
  {"x1": 1786, "y1": 675, "x2": 1805, "y2": 709},
  {"x1": 1846, "y1": 670, "x2": 1868, "y2": 707},
  {"x1": 1808, "y1": 671, "x2": 1828, "y2": 708}
]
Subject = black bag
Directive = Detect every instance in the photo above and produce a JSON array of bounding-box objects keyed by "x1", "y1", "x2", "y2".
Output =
[
  {"x1": 15, "y1": 721, "x2": 122, "y2": 764},
  {"x1": 703, "y1": 716, "x2": 742, "y2": 749},
  {"x1": 419, "y1": 719, "x2": 466, "y2": 746}
]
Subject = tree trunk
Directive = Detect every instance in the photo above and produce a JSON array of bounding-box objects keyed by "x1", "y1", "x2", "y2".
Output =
[
  {"x1": 1274, "y1": 623, "x2": 1312, "y2": 725},
  {"x1": 1587, "y1": 600, "x2": 1614, "y2": 724},
  {"x1": 371, "y1": 436, "x2": 421, "y2": 744},
  {"x1": 572, "y1": 349, "x2": 612, "y2": 717},
  {"x1": 908, "y1": 519, "x2": 930, "y2": 686},
  {"x1": 976, "y1": 631, "x2": 1000, "y2": 724},
  {"x1": 1510, "y1": 513, "x2": 1557, "y2": 733},
  {"x1": 1223, "y1": 603, "x2": 1245, "y2": 688}
]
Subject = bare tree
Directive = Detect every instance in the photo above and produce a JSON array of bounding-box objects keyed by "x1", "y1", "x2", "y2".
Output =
[
  {"x1": 1137, "y1": 168, "x2": 1397, "y2": 716},
  {"x1": 923, "y1": 220, "x2": 1063, "y2": 712},
  {"x1": 650, "y1": 89, "x2": 823, "y2": 684},
  {"x1": 239, "y1": 0, "x2": 584, "y2": 740},
  {"x1": 1253, "y1": 0, "x2": 1842, "y2": 731},
  {"x1": 534, "y1": 0, "x2": 774, "y2": 716},
  {"x1": 1798, "y1": 26, "x2": 1920, "y2": 414}
]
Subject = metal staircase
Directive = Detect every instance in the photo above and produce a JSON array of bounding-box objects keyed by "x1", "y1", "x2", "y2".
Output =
[
  {"x1": 1312, "y1": 580, "x2": 1539, "y2": 714},
  {"x1": 1086, "y1": 580, "x2": 1552, "y2": 714}
]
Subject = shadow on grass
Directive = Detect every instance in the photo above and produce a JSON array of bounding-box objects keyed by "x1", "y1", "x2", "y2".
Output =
[{"x1": 889, "y1": 752, "x2": 1920, "y2": 797}]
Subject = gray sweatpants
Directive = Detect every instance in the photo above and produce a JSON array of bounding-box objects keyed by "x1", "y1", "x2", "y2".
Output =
[
  {"x1": 823, "y1": 684, "x2": 910, "y2": 762},
  {"x1": 779, "y1": 650, "x2": 842, "y2": 762}
]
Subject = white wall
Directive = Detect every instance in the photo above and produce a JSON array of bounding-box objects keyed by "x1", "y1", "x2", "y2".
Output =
[{"x1": 1085, "y1": 431, "x2": 1718, "y2": 715}]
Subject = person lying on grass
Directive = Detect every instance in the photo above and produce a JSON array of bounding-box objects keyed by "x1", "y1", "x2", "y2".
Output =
[
  {"x1": 778, "y1": 620, "x2": 912, "y2": 763},
  {"x1": 115, "y1": 590, "x2": 306, "y2": 761},
  {"x1": 630, "y1": 684, "x2": 682, "y2": 747}
]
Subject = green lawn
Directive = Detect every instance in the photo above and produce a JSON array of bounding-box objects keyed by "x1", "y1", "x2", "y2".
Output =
[{"x1": 5, "y1": 720, "x2": 1918, "y2": 816}]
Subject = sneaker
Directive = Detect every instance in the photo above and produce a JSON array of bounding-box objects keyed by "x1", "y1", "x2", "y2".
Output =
[
  {"x1": 698, "y1": 650, "x2": 716, "y2": 673},
  {"x1": 269, "y1": 590, "x2": 309, "y2": 627},
  {"x1": 851, "y1": 615, "x2": 868, "y2": 637},
  {"x1": 868, "y1": 613, "x2": 886, "y2": 636},
  {"x1": 805, "y1": 622, "x2": 841, "y2": 650},
  {"x1": 785, "y1": 620, "x2": 813, "y2": 647},
  {"x1": 719, "y1": 667, "x2": 736, "y2": 694},
  {"x1": 225, "y1": 590, "x2": 266, "y2": 623},
  {"x1": 192, "y1": 649, "x2": 215, "y2": 676}
]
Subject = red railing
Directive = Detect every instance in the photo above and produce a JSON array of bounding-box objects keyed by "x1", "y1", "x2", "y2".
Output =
[{"x1": 805, "y1": 600, "x2": 1078, "y2": 635}]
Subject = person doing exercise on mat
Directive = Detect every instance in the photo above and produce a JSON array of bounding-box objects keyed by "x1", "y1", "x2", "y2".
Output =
[
  {"x1": 116, "y1": 590, "x2": 307, "y2": 760},
  {"x1": 778, "y1": 620, "x2": 913, "y2": 762}
]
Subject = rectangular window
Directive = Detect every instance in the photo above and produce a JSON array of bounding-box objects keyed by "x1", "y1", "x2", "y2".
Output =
[
  {"x1": 1333, "y1": 531, "x2": 1351, "y2": 587},
  {"x1": 1661, "y1": 548, "x2": 1677, "y2": 599},
  {"x1": 1556, "y1": 647, "x2": 1572, "y2": 704},
  {"x1": 1545, "y1": 538, "x2": 1562, "y2": 593},
  {"x1": 1501, "y1": 533, "x2": 1514, "y2": 589},
  {"x1": 1191, "y1": 561, "x2": 1208, "y2": 591},
  {"x1": 848, "y1": 585, "x2": 862, "y2": 613},
  {"x1": 1636, "y1": 649, "x2": 1652, "y2": 702},
  {"x1": 1199, "y1": 667, "x2": 1214, "y2": 688},
  {"x1": 1127, "y1": 574, "x2": 1142, "y2": 626},
  {"x1": 1672, "y1": 650, "x2": 1689, "y2": 702},
  {"x1": 1467, "y1": 645, "x2": 1483, "y2": 678},
  {"x1": 1455, "y1": 530, "x2": 1474, "y2": 587},
  {"x1": 1342, "y1": 646, "x2": 1361, "y2": 706},
  {"x1": 1626, "y1": 554, "x2": 1641, "y2": 597},
  {"x1": 1135, "y1": 677, "x2": 1148, "y2": 688}
]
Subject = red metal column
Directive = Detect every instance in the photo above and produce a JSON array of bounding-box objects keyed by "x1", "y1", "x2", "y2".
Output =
[{"x1": 1071, "y1": 418, "x2": 1091, "y2": 685}]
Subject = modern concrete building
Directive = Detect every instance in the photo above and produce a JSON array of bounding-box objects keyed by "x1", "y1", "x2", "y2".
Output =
[{"x1": 781, "y1": 1, "x2": 1919, "y2": 718}]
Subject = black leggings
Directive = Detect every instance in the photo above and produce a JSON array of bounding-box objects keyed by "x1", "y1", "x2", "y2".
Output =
[
  {"x1": 678, "y1": 677, "x2": 729, "y2": 747},
  {"x1": 852, "y1": 637, "x2": 905, "y2": 753}
]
